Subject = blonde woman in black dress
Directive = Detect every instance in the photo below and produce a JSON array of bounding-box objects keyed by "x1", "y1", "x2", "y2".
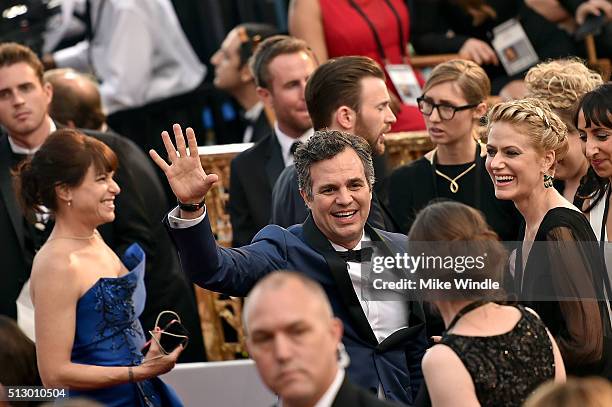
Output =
[{"x1": 486, "y1": 98, "x2": 611, "y2": 378}]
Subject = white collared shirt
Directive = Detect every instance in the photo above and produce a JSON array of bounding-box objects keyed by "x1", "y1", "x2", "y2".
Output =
[
  {"x1": 277, "y1": 369, "x2": 344, "y2": 407},
  {"x1": 242, "y1": 102, "x2": 265, "y2": 143},
  {"x1": 8, "y1": 118, "x2": 56, "y2": 154},
  {"x1": 274, "y1": 122, "x2": 313, "y2": 167},
  {"x1": 331, "y1": 232, "x2": 409, "y2": 343},
  {"x1": 53, "y1": 0, "x2": 205, "y2": 115}
]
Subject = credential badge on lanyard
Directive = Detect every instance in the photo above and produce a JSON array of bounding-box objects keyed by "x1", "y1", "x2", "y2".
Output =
[
  {"x1": 491, "y1": 18, "x2": 539, "y2": 76},
  {"x1": 385, "y1": 64, "x2": 422, "y2": 107}
]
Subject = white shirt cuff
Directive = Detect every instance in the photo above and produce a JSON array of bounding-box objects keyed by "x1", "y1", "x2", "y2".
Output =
[{"x1": 167, "y1": 206, "x2": 207, "y2": 229}]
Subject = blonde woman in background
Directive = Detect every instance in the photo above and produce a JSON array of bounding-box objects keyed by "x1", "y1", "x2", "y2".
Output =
[{"x1": 524, "y1": 58, "x2": 603, "y2": 203}]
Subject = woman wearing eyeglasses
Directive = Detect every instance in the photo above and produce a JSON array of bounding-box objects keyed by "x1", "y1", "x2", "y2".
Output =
[
  {"x1": 387, "y1": 59, "x2": 520, "y2": 240},
  {"x1": 16, "y1": 129, "x2": 184, "y2": 406}
]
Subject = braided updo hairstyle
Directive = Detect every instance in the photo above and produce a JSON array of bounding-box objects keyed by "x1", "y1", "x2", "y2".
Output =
[
  {"x1": 487, "y1": 98, "x2": 568, "y2": 173},
  {"x1": 525, "y1": 59, "x2": 603, "y2": 111}
]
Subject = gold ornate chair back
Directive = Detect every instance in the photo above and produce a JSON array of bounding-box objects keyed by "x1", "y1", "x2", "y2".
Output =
[{"x1": 195, "y1": 143, "x2": 252, "y2": 360}]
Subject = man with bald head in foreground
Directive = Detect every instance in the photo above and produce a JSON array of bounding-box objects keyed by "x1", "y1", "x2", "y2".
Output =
[{"x1": 244, "y1": 272, "x2": 396, "y2": 407}]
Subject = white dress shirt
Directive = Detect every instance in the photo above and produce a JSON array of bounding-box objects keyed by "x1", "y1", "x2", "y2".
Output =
[
  {"x1": 312, "y1": 368, "x2": 344, "y2": 407},
  {"x1": 53, "y1": 0, "x2": 206, "y2": 115},
  {"x1": 331, "y1": 233, "x2": 409, "y2": 343},
  {"x1": 274, "y1": 122, "x2": 313, "y2": 167}
]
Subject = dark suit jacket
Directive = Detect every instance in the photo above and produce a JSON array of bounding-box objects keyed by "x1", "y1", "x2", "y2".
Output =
[
  {"x1": 270, "y1": 165, "x2": 400, "y2": 233},
  {"x1": 166, "y1": 213, "x2": 427, "y2": 404},
  {"x1": 332, "y1": 377, "x2": 399, "y2": 406},
  {"x1": 274, "y1": 376, "x2": 399, "y2": 407},
  {"x1": 228, "y1": 131, "x2": 284, "y2": 247},
  {"x1": 249, "y1": 109, "x2": 272, "y2": 144}
]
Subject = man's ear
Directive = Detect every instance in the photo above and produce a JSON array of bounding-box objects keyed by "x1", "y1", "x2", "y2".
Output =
[
  {"x1": 240, "y1": 64, "x2": 254, "y2": 84},
  {"x1": 331, "y1": 317, "x2": 344, "y2": 342},
  {"x1": 334, "y1": 106, "x2": 356, "y2": 132},
  {"x1": 299, "y1": 189, "x2": 311, "y2": 209},
  {"x1": 43, "y1": 81, "x2": 53, "y2": 106},
  {"x1": 256, "y1": 86, "x2": 272, "y2": 106}
]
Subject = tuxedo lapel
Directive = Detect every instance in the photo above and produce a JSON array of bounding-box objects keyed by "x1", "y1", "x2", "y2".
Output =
[
  {"x1": 302, "y1": 215, "x2": 378, "y2": 344},
  {"x1": 264, "y1": 132, "x2": 284, "y2": 188},
  {"x1": 0, "y1": 137, "x2": 24, "y2": 250}
]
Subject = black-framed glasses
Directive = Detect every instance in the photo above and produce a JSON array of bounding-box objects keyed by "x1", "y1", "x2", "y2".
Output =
[{"x1": 417, "y1": 96, "x2": 478, "y2": 121}]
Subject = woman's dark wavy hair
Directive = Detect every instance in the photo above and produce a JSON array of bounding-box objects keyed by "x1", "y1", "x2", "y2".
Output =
[
  {"x1": 15, "y1": 129, "x2": 117, "y2": 219},
  {"x1": 574, "y1": 83, "x2": 612, "y2": 212}
]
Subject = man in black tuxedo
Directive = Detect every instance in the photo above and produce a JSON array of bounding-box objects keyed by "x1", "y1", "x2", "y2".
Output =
[
  {"x1": 210, "y1": 23, "x2": 277, "y2": 144},
  {"x1": 42, "y1": 67, "x2": 206, "y2": 362},
  {"x1": 244, "y1": 272, "x2": 396, "y2": 407},
  {"x1": 270, "y1": 56, "x2": 400, "y2": 232},
  {"x1": 228, "y1": 35, "x2": 316, "y2": 246},
  {"x1": 0, "y1": 43, "x2": 205, "y2": 361}
]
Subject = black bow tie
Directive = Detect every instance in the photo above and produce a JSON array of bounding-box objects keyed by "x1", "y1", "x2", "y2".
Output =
[{"x1": 336, "y1": 247, "x2": 373, "y2": 263}]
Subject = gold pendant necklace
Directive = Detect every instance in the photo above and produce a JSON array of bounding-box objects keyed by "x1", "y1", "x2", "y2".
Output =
[{"x1": 435, "y1": 163, "x2": 476, "y2": 193}]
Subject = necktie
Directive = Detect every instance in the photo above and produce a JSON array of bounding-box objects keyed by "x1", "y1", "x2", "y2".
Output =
[{"x1": 336, "y1": 247, "x2": 373, "y2": 263}]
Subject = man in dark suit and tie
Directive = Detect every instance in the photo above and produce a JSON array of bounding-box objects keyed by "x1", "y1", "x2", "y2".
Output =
[
  {"x1": 270, "y1": 56, "x2": 400, "y2": 232},
  {"x1": 151, "y1": 126, "x2": 427, "y2": 404},
  {"x1": 244, "y1": 271, "x2": 396, "y2": 407},
  {"x1": 210, "y1": 23, "x2": 277, "y2": 144},
  {"x1": 228, "y1": 35, "x2": 316, "y2": 247}
]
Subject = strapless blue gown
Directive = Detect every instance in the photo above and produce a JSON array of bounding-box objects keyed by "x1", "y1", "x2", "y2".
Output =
[{"x1": 68, "y1": 244, "x2": 183, "y2": 406}]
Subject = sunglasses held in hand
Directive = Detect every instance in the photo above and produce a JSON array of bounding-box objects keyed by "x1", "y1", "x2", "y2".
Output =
[{"x1": 142, "y1": 310, "x2": 189, "y2": 356}]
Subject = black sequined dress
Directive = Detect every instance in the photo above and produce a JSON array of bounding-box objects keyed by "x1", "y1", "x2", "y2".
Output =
[{"x1": 438, "y1": 305, "x2": 555, "y2": 407}]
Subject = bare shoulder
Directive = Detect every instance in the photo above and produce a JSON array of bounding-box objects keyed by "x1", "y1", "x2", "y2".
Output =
[
  {"x1": 422, "y1": 344, "x2": 464, "y2": 372},
  {"x1": 423, "y1": 344, "x2": 480, "y2": 406},
  {"x1": 31, "y1": 242, "x2": 79, "y2": 288}
]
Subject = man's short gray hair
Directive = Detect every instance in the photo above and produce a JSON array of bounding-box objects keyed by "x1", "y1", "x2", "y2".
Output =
[{"x1": 294, "y1": 130, "x2": 375, "y2": 200}]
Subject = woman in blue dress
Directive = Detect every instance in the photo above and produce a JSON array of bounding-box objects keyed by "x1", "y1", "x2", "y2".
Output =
[{"x1": 16, "y1": 129, "x2": 183, "y2": 406}]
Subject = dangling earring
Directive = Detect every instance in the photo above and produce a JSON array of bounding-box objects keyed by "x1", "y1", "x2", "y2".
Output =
[
  {"x1": 543, "y1": 174, "x2": 554, "y2": 188},
  {"x1": 67, "y1": 199, "x2": 72, "y2": 207}
]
